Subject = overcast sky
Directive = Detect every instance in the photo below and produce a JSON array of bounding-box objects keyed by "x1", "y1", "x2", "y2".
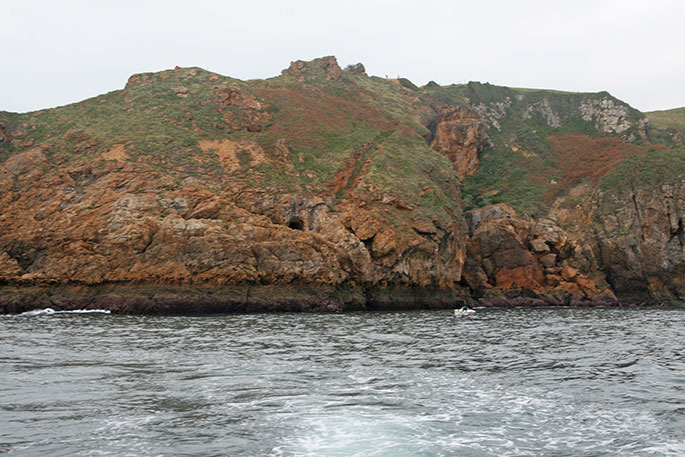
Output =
[{"x1": 2, "y1": 0, "x2": 684, "y2": 113}]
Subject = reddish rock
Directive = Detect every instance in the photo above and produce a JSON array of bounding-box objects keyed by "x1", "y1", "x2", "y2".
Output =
[
  {"x1": 0, "y1": 57, "x2": 680, "y2": 313},
  {"x1": 495, "y1": 267, "x2": 544, "y2": 290},
  {"x1": 412, "y1": 219, "x2": 437, "y2": 235},
  {"x1": 530, "y1": 238, "x2": 550, "y2": 253},
  {"x1": 0, "y1": 252, "x2": 24, "y2": 279},
  {"x1": 545, "y1": 274, "x2": 562, "y2": 287},
  {"x1": 426, "y1": 105, "x2": 488, "y2": 179},
  {"x1": 555, "y1": 281, "x2": 585, "y2": 298},
  {"x1": 187, "y1": 198, "x2": 222, "y2": 220},
  {"x1": 465, "y1": 204, "x2": 517, "y2": 235},
  {"x1": 281, "y1": 56, "x2": 342, "y2": 81},
  {"x1": 561, "y1": 265, "x2": 579, "y2": 281},
  {"x1": 540, "y1": 253, "x2": 557, "y2": 268}
]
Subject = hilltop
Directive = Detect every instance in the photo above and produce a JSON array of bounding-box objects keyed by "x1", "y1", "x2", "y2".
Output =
[
  {"x1": 646, "y1": 107, "x2": 685, "y2": 145},
  {"x1": 0, "y1": 57, "x2": 683, "y2": 313}
]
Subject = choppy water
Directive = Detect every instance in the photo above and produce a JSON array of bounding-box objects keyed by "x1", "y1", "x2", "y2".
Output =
[{"x1": 1, "y1": 306, "x2": 684, "y2": 456}]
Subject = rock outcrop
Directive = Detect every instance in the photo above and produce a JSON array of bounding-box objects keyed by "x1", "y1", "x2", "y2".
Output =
[
  {"x1": 344, "y1": 63, "x2": 367, "y2": 75},
  {"x1": 579, "y1": 96, "x2": 647, "y2": 137},
  {"x1": 281, "y1": 56, "x2": 343, "y2": 81},
  {"x1": 0, "y1": 57, "x2": 682, "y2": 313},
  {"x1": 594, "y1": 182, "x2": 685, "y2": 300},
  {"x1": 426, "y1": 106, "x2": 488, "y2": 178},
  {"x1": 462, "y1": 205, "x2": 616, "y2": 306}
]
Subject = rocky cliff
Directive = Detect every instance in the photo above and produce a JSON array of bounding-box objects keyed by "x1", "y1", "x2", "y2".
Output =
[{"x1": 0, "y1": 57, "x2": 682, "y2": 313}]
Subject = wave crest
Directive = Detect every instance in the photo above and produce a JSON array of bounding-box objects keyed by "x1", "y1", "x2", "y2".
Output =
[{"x1": 20, "y1": 308, "x2": 112, "y2": 316}]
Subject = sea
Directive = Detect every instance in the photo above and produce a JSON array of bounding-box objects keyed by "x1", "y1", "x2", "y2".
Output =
[{"x1": 1, "y1": 306, "x2": 684, "y2": 456}]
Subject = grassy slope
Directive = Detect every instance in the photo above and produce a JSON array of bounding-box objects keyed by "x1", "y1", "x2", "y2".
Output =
[
  {"x1": 0, "y1": 63, "x2": 463, "y2": 230},
  {"x1": 421, "y1": 82, "x2": 653, "y2": 216},
  {"x1": 599, "y1": 146, "x2": 685, "y2": 196},
  {"x1": 1, "y1": 62, "x2": 680, "y2": 223},
  {"x1": 646, "y1": 107, "x2": 685, "y2": 132}
]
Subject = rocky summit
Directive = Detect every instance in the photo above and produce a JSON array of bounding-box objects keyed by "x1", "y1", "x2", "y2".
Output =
[{"x1": 0, "y1": 56, "x2": 683, "y2": 313}]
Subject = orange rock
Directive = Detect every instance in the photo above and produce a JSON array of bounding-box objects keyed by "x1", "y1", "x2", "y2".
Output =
[
  {"x1": 0, "y1": 252, "x2": 24, "y2": 279},
  {"x1": 545, "y1": 274, "x2": 562, "y2": 287},
  {"x1": 187, "y1": 198, "x2": 222, "y2": 220},
  {"x1": 371, "y1": 229, "x2": 396, "y2": 258},
  {"x1": 555, "y1": 281, "x2": 585, "y2": 297},
  {"x1": 495, "y1": 267, "x2": 544, "y2": 290},
  {"x1": 540, "y1": 253, "x2": 557, "y2": 268},
  {"x1": 426, "y1": 105, "x2": 487, "y2": 179},
  {"x1": 561, "y1": 265, "x2": 579, "y2": 281},
  {"x1": 575, "y1": 276, "x2": 601, "y2": 296}
]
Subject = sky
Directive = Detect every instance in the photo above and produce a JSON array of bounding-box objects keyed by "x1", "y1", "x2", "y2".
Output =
[{"x1": 2, "y1": 0, "x2": 684, "y2": 113}]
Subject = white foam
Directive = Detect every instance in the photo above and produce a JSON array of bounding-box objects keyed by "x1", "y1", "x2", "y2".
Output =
[{"x1": 20, "y1": 308, "x2": 111, "y2": 316}]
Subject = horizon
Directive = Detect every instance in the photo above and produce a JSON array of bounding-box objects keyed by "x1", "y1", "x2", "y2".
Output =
[
  {"x1": 4, "y1": 58, "x2": 671, "y2": 115},
  {"x1": 2, "y1": 0, "x2": 684, "y2": 113}
]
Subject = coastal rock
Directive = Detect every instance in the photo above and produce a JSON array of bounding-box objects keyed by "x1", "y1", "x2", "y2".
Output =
[
  {"x1": 579, "y1": 96, "x2": 646, "y2": 138},
  {"x1": 344, "y1": 63, "x2": 366, "y2": 75},
  {"x1": 0, "y1": 56, "x2": 681, "y2": 312},
  {"x1": 522, "y1": 98, "x2": 561, "y2": 128},
  {"x1": 464, "y1": 204, "x2": 516, "y2": 236},
  {"x1": 595, "y1": 182, "x2": 685, "y2": 300},
  {"x1": 282, "y1": 56, "x2": 342, "y2": 81},
  {"x1": 426, "y1": 106, "x2": 488, "y2": 178}
]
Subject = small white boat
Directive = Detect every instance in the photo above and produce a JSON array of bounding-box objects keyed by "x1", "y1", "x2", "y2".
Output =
[{"x1": 454, "y1": 308, "x2": 476, "y2": 316}]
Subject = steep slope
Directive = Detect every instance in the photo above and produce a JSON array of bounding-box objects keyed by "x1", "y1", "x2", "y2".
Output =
[
  {"x1": 422, "y1": 82, "x2": 650, "y2": 215},
  {"x1": 646, "y1": 107, "x2": 685, "y2": 146},
  {"x1": 0, "y1": 57, "x2": 682, "y2": 313}
]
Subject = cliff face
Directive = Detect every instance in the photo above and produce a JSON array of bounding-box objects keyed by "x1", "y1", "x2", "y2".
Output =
[
  {"x1": 426, "y1": 106, "x2": 487, "y2": 179},
  {"x1": 0, "y1": 57, "x2": 682, "y2": 313},
  {"x1": 594, "y1": 182, "x2": 685, "y2": 300}
]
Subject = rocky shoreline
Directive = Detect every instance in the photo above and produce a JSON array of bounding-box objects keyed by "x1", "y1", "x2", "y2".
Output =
[
  {"x1": 1, "y1": 59, "x2": 682, "y2": 312},
  {"x1": 0, "y1": 282, "x2": 673, "y2": 315}
]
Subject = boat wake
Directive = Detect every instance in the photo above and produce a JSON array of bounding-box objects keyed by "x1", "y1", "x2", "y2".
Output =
[{"x1": 20, "y1": 308, "x2": 112, "y2": 316}]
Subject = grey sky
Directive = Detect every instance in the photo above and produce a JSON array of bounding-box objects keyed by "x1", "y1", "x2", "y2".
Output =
[{"x1": 2, "y1": 0, "x2": 684, "y2": 113}]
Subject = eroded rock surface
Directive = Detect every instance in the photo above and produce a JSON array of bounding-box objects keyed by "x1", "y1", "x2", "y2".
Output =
[
  {"x1": 0, "y1": 58, "x2": 681, "y2": 313},
  {"x1": 426, "y1": 106, "x2": 488, "y2": 178}
]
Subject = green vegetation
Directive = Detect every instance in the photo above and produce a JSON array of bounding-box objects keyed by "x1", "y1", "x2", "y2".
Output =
[
  {"x1": 454, "y1": 85, "x2": 652, "y2": 215},
  {"x1": 398, "y1": 78, "x2": 419, "y2": 91},
  {"x1": 463, "y1": 81, "x2": 516, "y2": 105},
  {"x1": 1, "y1": 58, "x2": 680, "y2": 226},
  {"x1": 599, "y1": 146, "x2": 685, "y2": 195},
  {"x1": 461, "y1": 145, "x2": 557, "y2": 216},
  {"x1": 361, "y1": 132, "x2": 461, "y2": 218},
  {"x1": 646, "y1": 107, "x2": 685, "y2": 133},
  {"x1": 645, "y1": 108, "x2": 685, "y2": 146},
  {"x1": 595, "y1": 146, "x2": 685, "y2": 218}
]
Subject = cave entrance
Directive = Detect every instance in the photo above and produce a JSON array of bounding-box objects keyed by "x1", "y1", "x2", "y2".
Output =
[{"x1": 288, "y1": 217, "x2": 304, "y2": 231}]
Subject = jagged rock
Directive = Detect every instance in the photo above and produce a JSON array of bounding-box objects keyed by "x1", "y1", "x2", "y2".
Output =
[
  {"x1": 561, "y1": 265, "x2": 579, "y2": 281},
  {"x1": 344, "y1": 63, "x2": 366, "y2": 74},
  {"x1": 464, "y1": 204, "x2": 516, "y2": 236},
  {"x1": 426, "y1": 105, "x2": 488, "y2": 178},
  {"x1": 580, "y1": 97, "x2": 639, "y2": 134},
  {"x1": 530, "y1": 238, "x2": 550, "y2": 253},
  {"x1": 595, "y1": 181, "x2": 685, "y2": 300},
  {"x1": 0, "y1": 252, "x2": 24, "y2": 280},
  {"x1": 0, "y1": 56, "x2": 681, "y2": 313},
  {"x1": 282, "y1": 56, "x2": 342, "y2": 80},
  {"x1": 540, "y1": 253, "x2": 557, "y2": 268},
  {"x1": 522, "y1": 98, "x2": 561, "y2": 127}
]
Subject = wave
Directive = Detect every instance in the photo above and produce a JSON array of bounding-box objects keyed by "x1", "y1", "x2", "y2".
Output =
[{"x1": 20, "y1": 308, "x2": 112, "y2": 316}]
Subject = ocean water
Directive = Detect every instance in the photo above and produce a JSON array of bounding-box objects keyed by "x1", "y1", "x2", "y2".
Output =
[{"x1": 1, "y1": 306, "x2": 684, "y2": 456}]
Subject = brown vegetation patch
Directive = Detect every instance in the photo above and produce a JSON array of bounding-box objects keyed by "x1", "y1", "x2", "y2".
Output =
[
  {"x1": 101, "y1": 143, "x2": 128, "y2": 161},
  {"x1": 253, "y1": 85, "x2": 394, "y2": 151},
  {"x1": 544, "y1": 134, "x2": 658, "y2": 202},
  {"x1": 550, "y1": 134, "x2": 651, "y2": 185},
  {"x1": 198, "y1": 139, "x2": 267, "y2": 172}
]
